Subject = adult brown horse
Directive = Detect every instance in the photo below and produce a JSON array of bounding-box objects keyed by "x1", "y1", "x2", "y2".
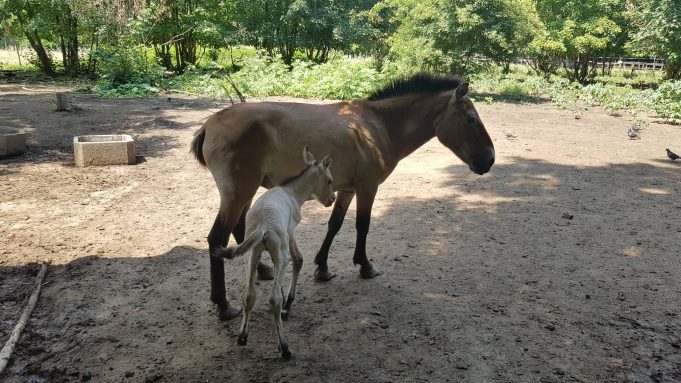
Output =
[{"x1": 191, "y1": 73, "x2": 495, "y2": 320}]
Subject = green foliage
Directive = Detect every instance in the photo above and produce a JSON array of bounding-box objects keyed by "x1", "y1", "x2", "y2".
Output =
[
  {"x1": 651, "y1": 81, "x2": 681, "y2": 119},
  {"x1": 629, "y1": 0, "x2": 681, "y2": 79},
  {"x1": 537, "y1": 0, "x2": 630, "y2": 83},
  {"x1": 95, "y1": 83, "x2": 159, "y2": 98},
  {"x1": 527, "y1": 36, "x2": 566, "y2": 78},
  {"x1": 165, "y1": 54, "x2": 389, "y2": 100},
  {"x1": 446, "y1": 0, "x2": 542, "y2": 69},
  {"x1": 95, "y1": 47, "x2": 164, "y2": 87}
]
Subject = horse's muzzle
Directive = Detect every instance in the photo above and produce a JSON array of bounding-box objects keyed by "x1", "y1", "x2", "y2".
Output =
[{"x1": 469, "y1": 148, "x2": 495, "y2": 175}]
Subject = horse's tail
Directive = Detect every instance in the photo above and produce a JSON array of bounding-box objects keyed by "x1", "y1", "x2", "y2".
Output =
[
  {"x1": 191, "y1": 126, "x2": 207, "y2": 167},
  {"x1": 213, "y1": 230, "x2": 267, "y2": 259}
]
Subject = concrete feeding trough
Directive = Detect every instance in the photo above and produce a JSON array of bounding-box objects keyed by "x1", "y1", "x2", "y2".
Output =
[
  {"x1": 73, "y1": 134, "x2": 136, "y2": 167},
  {"x1": 0, "y1": 126, "x2": 27, "y2": 157}
]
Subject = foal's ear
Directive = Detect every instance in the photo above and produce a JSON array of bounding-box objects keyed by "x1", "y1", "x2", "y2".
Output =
[
  {"x1": 303, "y1": 145, "x2": 316, "y2": 164},
  {"x1": 450, "y1": 82, "x2": 469, "y2": 104},
  {"x1": 321, "y1": 154, "x2": 333, "y2": 169}
]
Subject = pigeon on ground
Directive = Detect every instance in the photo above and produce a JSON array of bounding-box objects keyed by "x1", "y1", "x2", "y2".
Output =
[
  {"x1": 667, "y1": 149, "x2": 680, "y2": 161},
  {"x1": 631, "y1": 124, "x2": 644, "y2": 132},
  {"x1": 627, "y1": 126, "x2": 640, "y2": 140}
]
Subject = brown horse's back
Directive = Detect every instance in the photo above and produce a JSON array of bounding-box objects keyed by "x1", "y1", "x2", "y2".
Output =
[{"x1": 194, "y1": 101, "x2": 392, "y2": 192}]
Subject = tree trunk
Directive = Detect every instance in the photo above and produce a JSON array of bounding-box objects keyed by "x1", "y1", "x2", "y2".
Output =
[
  {"x1": 67, "y1": 17, "x2": 80, "y2": 75},
  {"x1": 25, "y1": 31, "x2": 55, "y2": 76}
]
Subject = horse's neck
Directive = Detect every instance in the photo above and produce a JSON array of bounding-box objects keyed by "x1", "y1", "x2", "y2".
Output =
[{"x1": 370, "y1": 93, "x2": 448, "y2": 160}]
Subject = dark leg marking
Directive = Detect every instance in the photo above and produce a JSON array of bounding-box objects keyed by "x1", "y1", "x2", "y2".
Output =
[{"x1": 314, "y1": 191, "x2": 355, "y2": 281}]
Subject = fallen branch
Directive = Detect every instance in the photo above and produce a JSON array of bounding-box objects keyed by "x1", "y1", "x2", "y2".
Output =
[{"x1": 0, "y1": 263, "x2": 48, "y2": 375}]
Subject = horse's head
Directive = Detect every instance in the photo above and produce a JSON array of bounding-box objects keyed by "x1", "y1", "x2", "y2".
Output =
[
  {"x1": 303, "y1": 146, "x2": 336, "y2": 207},
  {"x1": 436, "y1": 83, "x2": 495, "y2": 175}
]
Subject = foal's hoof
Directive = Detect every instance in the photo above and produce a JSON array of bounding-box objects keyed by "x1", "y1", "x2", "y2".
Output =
[
  {"x1": 313, "y1": 268, "x2": 337, "y2": 282},
  {"x1": 359, "y1": 264, "x2": 382, "y2": 279},
  {"x1": 216, "y1": 303, "x2": 242, "y2": 321},
  {"x1": 280, "y1": 348, "x2": 294, "y2": 361},
  {"x1": 237, "y1": 334, "x2": 248, "y2": 346},
  {"x1": 257, "y1": 262, "x2": 274, "y2": 280}
]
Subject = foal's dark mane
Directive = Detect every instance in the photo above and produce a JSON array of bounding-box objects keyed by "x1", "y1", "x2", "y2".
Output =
[
  {"x1": 281, "y1": 164, "x2": 314, "y2": 186},
  {"x1": 367, "y1": 73, "x2": 463, "y2": 101}
]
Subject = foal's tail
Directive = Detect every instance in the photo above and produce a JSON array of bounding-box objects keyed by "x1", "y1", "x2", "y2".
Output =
[
  {"x1": 190, "y1": 126, "x2": 207, "y2": 167},
  {"x1": 214, "y1": 230, "x2": 267, "y2": 259}
]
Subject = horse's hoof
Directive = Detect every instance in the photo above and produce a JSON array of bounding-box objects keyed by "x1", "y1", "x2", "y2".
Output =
[
  {"x1": 257, "y1": 262, "x2": 274, "y2": 280},
  {"x1": 217, "y1": 303, "x2": 242, "y2": 321},
  {"x1": 237, "y1": 334, "x2": 248, "y2": 346},
  {"x1": 313, "y1": 268, "x2": 337, "y2": 282},
  {"x1": 359, "y1": 265, "x2": 382, "y2": 279}
]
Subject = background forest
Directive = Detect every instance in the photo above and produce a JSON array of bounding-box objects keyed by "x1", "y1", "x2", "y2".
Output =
[{"x1": 1, "y1": 0, "x2": 680, "y2": 119}]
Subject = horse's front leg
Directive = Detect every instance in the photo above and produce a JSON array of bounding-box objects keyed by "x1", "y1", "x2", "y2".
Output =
[
  {"x1": 314, "y1": 191, "x2": 355, "y2": 281},
  {"x1": 353, "y1": 186, "x2": 382, "y2": 279}
]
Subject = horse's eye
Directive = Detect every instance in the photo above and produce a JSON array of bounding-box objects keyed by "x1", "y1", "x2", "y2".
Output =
[
  {"x1": 466, "y1": 116, "x2": 477, "y2": 124},
  {"x1": 328, "y1": 180, "x2": 333, "y2": 185}
]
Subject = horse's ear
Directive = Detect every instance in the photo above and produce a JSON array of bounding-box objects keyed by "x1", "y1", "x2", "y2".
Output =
[
  {"x1": 321, "y1": 154, "x2": 333, "y2": 169},
  {"x1": 450, "y1": 82, "x2": 469, "y2": 104},
  {"x1": 303, "y1": 145, "x2": 315, "y2": 164}
]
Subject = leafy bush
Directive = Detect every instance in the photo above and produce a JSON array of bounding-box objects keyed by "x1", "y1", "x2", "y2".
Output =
[
  {"x1": 162, "y1": 53, "x2": 391, "y2": 100},
  {"x1": 95, "y1": 47, "x2": 164, "y2": 88},
  {"x1": 95, "y1": 83, "x2": 159, "y2": 98},
  {"x1": 651, "y1": 81, "x2": 681, "y2": 119}
]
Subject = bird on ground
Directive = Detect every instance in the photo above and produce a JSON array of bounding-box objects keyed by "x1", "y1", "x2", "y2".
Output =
[
  {"x1": 630, "y1": 124, "x2": 644, "y2": 132},
  {"x1": 627, "y1": 126, "x2": 640, "y2": 140},
  {"x1": 667, "y1": 149, "x2": 680, "y2": 161}
]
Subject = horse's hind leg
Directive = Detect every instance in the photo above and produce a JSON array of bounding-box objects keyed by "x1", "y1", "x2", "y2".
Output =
[
  {"x1": 208, "y1": 212, "x2": 242, "y2": 320},
  {"x1": 282, "y1": 238, "x2": 303, "y2": 321},
  {"x1": 313, "y1": 191, "x2": 355, "y2": 281},
  {"x1": 207, "y1": 169, "x2": 260, "y2": 321}
]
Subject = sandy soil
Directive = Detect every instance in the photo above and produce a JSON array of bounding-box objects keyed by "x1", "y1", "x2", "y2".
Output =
[{"x1": 1, "y1": 81, "x2": 680, "y2": 383}]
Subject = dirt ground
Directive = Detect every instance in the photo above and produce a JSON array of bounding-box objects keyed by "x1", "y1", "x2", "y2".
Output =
[{"x1": 1, "y1": 81, "x2": 680, "y2": 383}]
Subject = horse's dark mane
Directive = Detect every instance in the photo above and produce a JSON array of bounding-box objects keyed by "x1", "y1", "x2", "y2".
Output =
[
  {"x1": 367, "y1": 73, "x2": 464, "y2": 101},
  {"x1": 281, "y1": 164, "x2": 314, "y2": 186}
]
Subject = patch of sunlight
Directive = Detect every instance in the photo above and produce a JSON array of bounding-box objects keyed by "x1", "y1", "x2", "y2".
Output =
[
  {"x1": 639, "y1": 188, "x2": 671, "y2": 195},
  {"x1": 454, "y1": 194, "x2": 534, "y2": 213},
  {"x1": 620, "y1": 246, "x2": 642, "y2": 257},
  {"x1": 507, "y1": 173, "x2": 560, "y2": 190}
]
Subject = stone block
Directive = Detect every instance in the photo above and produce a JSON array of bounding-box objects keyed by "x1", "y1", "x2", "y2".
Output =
[
  {"x1": 0, "y1": 126, "x2": 27, "y2": 157},
  {"x1": 73, "y1": 134, "x2": 136, "y2": 167}
]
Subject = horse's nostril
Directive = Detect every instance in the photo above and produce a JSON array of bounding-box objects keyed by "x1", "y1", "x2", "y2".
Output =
[{"x1": 489, "y1": 157, "x2": 495, "y2": 167}]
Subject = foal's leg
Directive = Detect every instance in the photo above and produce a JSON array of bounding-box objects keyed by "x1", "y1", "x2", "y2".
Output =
[
  {"x1": 353, "y1": 185, "x2": 382, "y2": 278},
  {"x1": 238, "y1": 246, "x2": 262, "y2": 346},
  {"x1": 313, "y1": 191, "x2": 355, "y2": 281},
  {"x1": 268, "y1": 239, "x2": 293, "y2": 360},
  {"x1": 233, "y1": 200, "x2": 274, "y2": 281},
  {"x1": 282, "y1": 238, "x2": 303, "y2": 321}
]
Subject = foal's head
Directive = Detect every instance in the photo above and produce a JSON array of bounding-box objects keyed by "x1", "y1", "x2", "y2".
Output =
[
  {"x1": 436, "y1": 83, "x2": 495, "y2": 175},
  {"x1": 303, "y1": 146, "x2": 336, "y2": 207}
]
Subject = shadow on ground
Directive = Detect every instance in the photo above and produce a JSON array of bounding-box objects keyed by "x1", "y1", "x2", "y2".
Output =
[{"x1": 2, "y1": 153, "x2": 680, "y2": 382}]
